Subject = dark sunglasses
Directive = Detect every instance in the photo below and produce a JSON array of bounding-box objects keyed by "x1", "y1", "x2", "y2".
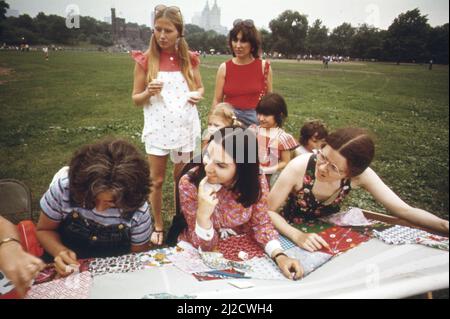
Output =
[{"x1": 233, "y1": 19, "x2": 254, "y2": 28}]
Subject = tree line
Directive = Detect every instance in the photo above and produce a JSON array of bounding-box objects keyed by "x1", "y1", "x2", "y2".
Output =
[
  {"x1": 262, "y1": 9, "x2": 448, "y2": 64},
  {"x1": 1, "y1": 0, "x2": 448, "y2": 64},
  {"x1": 0, "y1": 1, "x2": 114, "y2": 47}
]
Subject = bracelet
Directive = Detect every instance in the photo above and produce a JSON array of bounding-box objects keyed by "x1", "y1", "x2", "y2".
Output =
[
  {"x1": 0, "y1": 237, "x2": 21, "y2": 248},
  {"x1": 272, "y1": 252, "x2": 287, "y2": 262}
]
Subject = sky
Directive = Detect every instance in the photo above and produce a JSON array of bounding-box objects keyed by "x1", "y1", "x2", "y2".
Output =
[{"x1": 6, "y1": 0, "x2": 450, "y2": 30}]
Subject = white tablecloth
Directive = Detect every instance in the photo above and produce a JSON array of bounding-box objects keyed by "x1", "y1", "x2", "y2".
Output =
[{"x1": 89, "y1": 239, "x2": 449, "y2": 299}]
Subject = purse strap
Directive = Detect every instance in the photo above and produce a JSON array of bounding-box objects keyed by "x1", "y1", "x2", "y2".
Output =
[{"x1": 260, "y1": 60, "x2": 270, "y2": 99}]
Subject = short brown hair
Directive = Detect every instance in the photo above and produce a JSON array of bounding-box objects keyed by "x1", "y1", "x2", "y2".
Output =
[
  {"x1": 325, "y1": 128, "x2": 375, "y2": 177},
  {"x1": 228, "y1": 23, "x2": 262, "y2": 59},
  {"x1": 300, "y1": 120, "x2": 328, "y2": 146},
  {"x1": 256, "y1": 93, "x2": 288, "y2": 127},
  {"x1": 68, "y1": 138, "x2": 151, "y2": 216}
]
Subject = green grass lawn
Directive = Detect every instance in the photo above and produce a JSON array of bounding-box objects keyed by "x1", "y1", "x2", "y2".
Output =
[{"x1": 0, "y1": 51, "x2": 448, "y2": 229}]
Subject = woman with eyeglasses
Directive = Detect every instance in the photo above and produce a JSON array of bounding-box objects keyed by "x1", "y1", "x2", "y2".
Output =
[
  {"x1": 212, "y1": 19, "x2": 273, "y2": 127},
  {"x1": 131, "y1": 5, "x2": 204, "y2": 245},
  {"x1": 268, "y1": 128, "x2": 449, "y2": 252}
]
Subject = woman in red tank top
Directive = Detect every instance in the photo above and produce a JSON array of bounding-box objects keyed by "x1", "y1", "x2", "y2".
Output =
[{"x1": 212, "y1": 19, "x2": 273, "y2": 127}]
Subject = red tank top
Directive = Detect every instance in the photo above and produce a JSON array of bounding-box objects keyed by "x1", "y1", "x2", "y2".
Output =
[{"x1": 223, "y1": 59, "x2": 264, "y2": 110}]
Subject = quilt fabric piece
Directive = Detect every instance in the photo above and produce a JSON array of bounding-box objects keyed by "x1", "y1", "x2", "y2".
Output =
[
  {"x1": 167, "y1": 242, "x2": 212, "y2": 274},
  {"x1": 292, "y1": 220, "x2": 333, "y2": 234},
  {"x1": 374, "y1": 225, "x2": 449, "y2": 251},
  {"x1": 34, "y1": 258, "x2": 92, "y2": 285},
  {"x1": 318, "y1": 226, "x2": 370, "y2": 255},
  {"x1": 284, "y1": 246, "x2": 333, "y2": 276},
  {"x1": 192, "y1": 269, "x2": 249, "y2": 281},
  {"x1": 279, "y1": 235, "x2": 296, "y2": 251},
  {"x1": 242, "y1": 257, "x2": 288, "y2": 281},
  {"x1": 25, "y1": 271, "x2": 92, "y2": 299},
  {"x1": 217, "y1": 234, "x2": 266, "y2": 261},
  {"x1": 88, "y1": 254, "x2": 143, "y2": 276},
  {"x1": 136, "y1": 248, "x2": 173, "y2": 268}
]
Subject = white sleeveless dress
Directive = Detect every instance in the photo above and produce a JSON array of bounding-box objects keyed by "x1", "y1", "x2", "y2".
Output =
[{"x1": 142, "y1": 71, "x2": 201, "y2": 152}]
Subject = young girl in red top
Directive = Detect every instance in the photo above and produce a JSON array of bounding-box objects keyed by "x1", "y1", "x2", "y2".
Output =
[
  {"x1": 212, "y1": 19, "x2": 272, "y2": 127},
  {"x1": 131, "y1": 5, "x2": 204, "y2": 245},
  {"x1": 251, "y1": 93, "x2": 299, "y2": 187}
]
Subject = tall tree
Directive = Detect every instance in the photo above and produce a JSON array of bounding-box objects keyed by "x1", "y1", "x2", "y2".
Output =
[
  {"x1": 0, "y1": 0, "x2": 9, "y2": 37},
  {"x1": 0, "y1": 0, "x2": 9, "y2": 20},
  {"x1": 269, "y1": 10, "x2": 308, "y2": 57},
  {"x1": 350, "y1": 24, "x2": 384, "y2": 60},
  {"x1": 306, "y1": 19, "x2": 329, "y2": 55},
  {"x1": 384, "y1": 8, "x2": 430, "y2": 63},
  {"x1": 427, "y1": 23, "x2": 449, "y2": 64},
  {"x1": 329, "y1": 22, "x2": 355, "y2": 56},
  {"x1": 260, "y1": 28, "x2": 273, "y2": 54}
]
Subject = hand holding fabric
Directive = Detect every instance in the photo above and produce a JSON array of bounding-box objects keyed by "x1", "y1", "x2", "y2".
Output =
[
  {"x1": 54, "y1": 249, "x2": 79, "y2": 277},
  {"x1": 293, "y1": 230, "x2": 330, "y2": 252},
  {"x1": 0, "y1": 243, "x2": 45, "y2": 298}
]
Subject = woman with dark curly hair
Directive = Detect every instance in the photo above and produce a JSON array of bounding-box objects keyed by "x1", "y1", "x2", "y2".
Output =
[
  {"x1": 35, "y1": 139, "x2": 153, "y2": 276},
  {"x1": 212, "y1": 19, "x2": 273, "y2": 127}
]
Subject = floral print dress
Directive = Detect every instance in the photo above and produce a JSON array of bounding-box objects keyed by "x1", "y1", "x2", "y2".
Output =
[
  {"x1": 282, "y1": 154, "x2": 352, "y2": 224},
  {"x1": 178, "y1": 168, "x2": 280, "y2": 253}
]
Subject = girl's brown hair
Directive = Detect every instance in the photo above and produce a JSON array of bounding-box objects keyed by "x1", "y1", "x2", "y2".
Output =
[
  {"x1": 300, "y1": 120, "x2": 328, "y2": 146},
  {"x1": 256, "y1": 93, "x2": 288, "y2": 127},
  {"x1": 68, "y1": 138, "x2": 151, "y2": 216},
  {"x1": 325, "y1": 128, "x2": 375, "y2": 177}
]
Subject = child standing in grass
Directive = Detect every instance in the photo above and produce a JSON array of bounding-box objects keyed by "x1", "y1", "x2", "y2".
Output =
[
  {"x1": 295, "y1": 120, "x2": 328, "y2": 156},
  {"x1": 251, "y1": 93, "x2": 299, "y2": 187},
  {"x1": 131, "y1": 5, "x2": 204, "y2": 245}
]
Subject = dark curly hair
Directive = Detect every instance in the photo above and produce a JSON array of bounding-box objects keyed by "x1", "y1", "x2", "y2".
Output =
[
  {"x1": 68, "y1": 138, "x2": 151, "y2": 217},
  {"x1": 228, "y1": 22, "x2": 262, "y2": 59},
  {"x1": 299, "y1": 120, "x2": 328, "y2": 146}
]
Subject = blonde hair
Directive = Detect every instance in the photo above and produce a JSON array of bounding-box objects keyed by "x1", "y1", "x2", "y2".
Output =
[
  {"x1": 146, "y1": 8, "x2": 196, "y2": 90},
  {"x1": 209, "y1": 103, "x2": 242, "y2": 127}
]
